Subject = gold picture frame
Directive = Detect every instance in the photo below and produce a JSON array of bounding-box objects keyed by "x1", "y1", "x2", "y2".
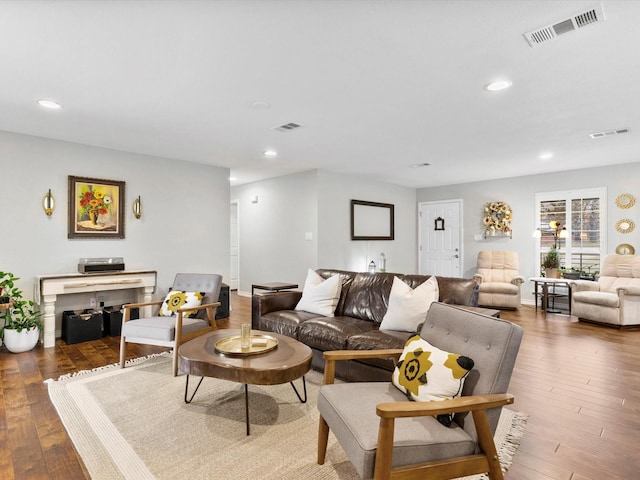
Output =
[
  {"x1": 68, "y1": 176, "x2": 126, "y2": 239},
  {"x1": 615, "y1": 218, "x2": 635, "y2": 234},
  {"x1": 615, "y1": 193, "x2": 636, "y2": 209}
]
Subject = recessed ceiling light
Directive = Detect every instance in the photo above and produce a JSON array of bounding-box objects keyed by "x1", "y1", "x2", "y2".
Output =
[
  {"x1": 484, "y1": 80, "x2": 513, "y2": 92},
  {"x1": 251, "y1": 101, "x2": 270, "y2": 109},
  {"x1": 263, "y1": 149, "x2": 277, "y2": 158},
  {"x1": 539, "y1": 152, "x2": 553, "y2": 160},
  {"x1": 409, "y1": 163, "x2": 431, "y2": 168},
  {"x1": 37, "y1": 99, "x2": 62, "y2": 109},
  {"x1": 229, "y1": 177, "x2": 237, "y2": 181}
]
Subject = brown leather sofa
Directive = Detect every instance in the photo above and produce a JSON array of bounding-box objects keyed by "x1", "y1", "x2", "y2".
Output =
[{"x1": 252, "y1": 269, "x2": 479, "y2": 381}]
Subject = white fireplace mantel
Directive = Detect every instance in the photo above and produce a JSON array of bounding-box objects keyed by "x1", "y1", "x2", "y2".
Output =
[{"x1": 35, "y1": 270, "x2": 157, "y2": 348}]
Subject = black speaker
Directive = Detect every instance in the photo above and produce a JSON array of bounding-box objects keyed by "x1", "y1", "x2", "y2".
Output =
[{"x1": 216, "y1": 283, "x2": 230, "y2": 319}]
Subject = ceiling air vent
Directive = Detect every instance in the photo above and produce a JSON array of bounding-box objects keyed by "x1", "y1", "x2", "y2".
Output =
[
  {"x1": 523, "y1": 4, "x2": 605, "y2": 47},
  {"x1": 273, "y1": 122, "x2": 301, "y2": 132},
  {"x1": 589, "y1": 128, "x2": 629, "y2": 139}
]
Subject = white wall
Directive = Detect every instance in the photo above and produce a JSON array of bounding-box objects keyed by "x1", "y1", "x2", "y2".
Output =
[
  {"x1": 0, "y1": 131, "x2": 230, "y2": 327},
  {"x1": 231, "y1": 170, "x2": 318, "y2": 294},
  {"x1": 317, "y1": 170, "x2": 417, "y2": 273},
  {"x1": 417, "y1": 162, "x2": 640, "y2": 303},
  {"x1": 231, "y1": 169, "x2": 417, "y2": 294}
]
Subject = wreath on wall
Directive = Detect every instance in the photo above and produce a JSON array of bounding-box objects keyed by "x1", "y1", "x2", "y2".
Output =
[{"x1": 483, "y1": 201, "x2": 512, "y2": 236}]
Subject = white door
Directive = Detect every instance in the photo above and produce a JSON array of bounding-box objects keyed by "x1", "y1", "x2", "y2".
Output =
[
  {"x1": 229, "y1": 201, "x2": 239, "y2": 290},
  {"x1": 418, "y1": 200, "x2": 462, "y2": 277}
]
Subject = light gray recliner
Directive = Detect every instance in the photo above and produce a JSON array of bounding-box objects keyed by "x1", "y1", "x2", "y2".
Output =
[
  {"x1": 119, "y1": 273, "x2": 222, "y2": 376},
  {"x1": 473, "y1": 251, "x2": 524, "y2": 309},
  {"x1": 570, "y1": 254, "x2": 640, "y2": 327},
  {"x1": 317, "y1": 302, "x2": 524, "y2": 480}
]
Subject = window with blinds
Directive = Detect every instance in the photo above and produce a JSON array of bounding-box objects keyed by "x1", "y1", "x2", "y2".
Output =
[{"x1": 535, "y1": 188, "x2": 606, "y2": 276}]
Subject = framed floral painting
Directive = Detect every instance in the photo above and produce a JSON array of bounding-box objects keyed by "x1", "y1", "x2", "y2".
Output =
[{"x1": 68, "y1": 176, "x2": 125, "y2": 239}]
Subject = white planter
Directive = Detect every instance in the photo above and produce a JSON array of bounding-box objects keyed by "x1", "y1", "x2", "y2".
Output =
[{"x1": 3, "y1": 327, "x2": 39, "y2": 353}]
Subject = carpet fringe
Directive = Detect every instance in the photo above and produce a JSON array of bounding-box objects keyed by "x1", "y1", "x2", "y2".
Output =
[
  {"x1": 43, "y1": 351, "x2": 172, "y2": 384},
  {"x1": 475, "y1": 410, "x2": 528, "y2": 480}
]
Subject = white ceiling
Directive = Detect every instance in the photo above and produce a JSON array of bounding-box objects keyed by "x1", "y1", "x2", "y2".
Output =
[{"x1": 1, "y1": 1, "x2": 639, "y2": 188}]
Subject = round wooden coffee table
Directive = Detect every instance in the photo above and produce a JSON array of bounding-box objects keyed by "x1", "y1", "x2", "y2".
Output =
[{"x1": 178, "y1": 329, "x2": 312, "y2": 435}]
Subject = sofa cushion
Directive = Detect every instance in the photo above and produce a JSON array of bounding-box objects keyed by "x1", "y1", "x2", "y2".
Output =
[
  {"x1": 478, "y1": 282, "x2": 520, "y2": 295},
  {"x1": 380, "y1": 276, "x2": 439, "y2": 332},
  {"x1": 298, "y1": 316, "x2": 376, "y2": 351},
  {"x1": 295, "y1": 269, "x2": 341, "y2": 317},
  {"x1": 259, "y1": 310, "x2": 319, "y2": 339},
  {"x1": 340, "y1": 273, "x2": 394, "y2": 323},
  {"x1": 572, "y1": 291, "x2": 619, "y2": 308},
  {"x1": 347, "y1": 329, "x2": 412, "y2": 371},
  {"x1": 316, "y1": 269, "x2": 357, "y2": 316},
  {"x1": 347, "y1": 329, "x2": 411, "y2": 350}
]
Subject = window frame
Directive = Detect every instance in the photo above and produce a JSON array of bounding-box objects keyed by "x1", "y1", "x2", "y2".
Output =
[{"x1": 535, "y1": 187, "x2": 607, "y2": 274}]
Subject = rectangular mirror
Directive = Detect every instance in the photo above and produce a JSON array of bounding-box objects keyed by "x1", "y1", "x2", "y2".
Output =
[{"x1": 351, "y1": 199, "x2": 394, "y2": 240}]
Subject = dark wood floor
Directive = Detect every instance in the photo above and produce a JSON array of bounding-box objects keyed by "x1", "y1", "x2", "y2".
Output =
[{"x1": 1, "y1": 293, "x2": 638, "y2": 479}]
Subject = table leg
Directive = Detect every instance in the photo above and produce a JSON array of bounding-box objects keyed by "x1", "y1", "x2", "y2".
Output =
[
  {"x1": 244, "y1": 384, "x2": 250, "y2": 436},
  {"x1": 547, "y1": 283, "x2": 561, "y2": 314},
  {"x1": 184, "y1": 375, "x2": 205, "y2": 404},
  {"x1": 290, "y1": 376, "x2": 307, "y2": 403}
]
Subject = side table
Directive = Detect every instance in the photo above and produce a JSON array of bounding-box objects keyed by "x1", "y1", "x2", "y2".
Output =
[
  {"x1": 529, "y1": 277, "x2": 572, "y2": 315},
  {"x1": 251, "y1": 282, "x2": 299, "y2": 296}
]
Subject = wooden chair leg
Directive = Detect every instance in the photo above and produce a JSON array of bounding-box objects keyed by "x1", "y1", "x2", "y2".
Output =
[
  {"x1": 172, "y1": 348, "x2": 179, "y2": 377},
  {"x1": 317, "y1": 415, "x2": 330, "y2": 464},
  {"x1": 373, "y1": 417, "x2": 395, "y2": 480},
  {"x1": 472, "y1": 409, "x2": 504, "y2": 480},
  {"x1": 119, "y1": 337, "x2": 127, "y2": 368}
]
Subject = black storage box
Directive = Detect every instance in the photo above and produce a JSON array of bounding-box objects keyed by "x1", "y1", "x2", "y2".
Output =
[
  {"x1": 62, "y1": 310, "x2": 103, "y2": 344},
  {"x1": 103, "y1": 306, "x2": 139, "y2": 336},
  {"x1": 216, "y1": 283, "x2": 230, "y2": 319}
]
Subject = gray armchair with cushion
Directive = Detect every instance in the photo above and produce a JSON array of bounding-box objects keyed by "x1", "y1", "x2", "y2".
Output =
[
  {"x1": 473, "y1": 251, "x2": 524, "y2": 309},
  {"x1": 317, "y1": 302, "x2": 523, "y2": 480},
  {"x1": 119, "y1": 273, "x2": 222, "y2": 376}
]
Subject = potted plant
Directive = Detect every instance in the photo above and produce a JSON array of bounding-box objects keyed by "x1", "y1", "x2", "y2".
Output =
[
  {"x1": 542, "y1": 248, "x2": 560, "y2": 279},
  {"x1": 0, "y1": 272, "x2": 43, "y2": 353},
  {"x1": 0, "y1": 270, "x2": 17, "y2": 304}
]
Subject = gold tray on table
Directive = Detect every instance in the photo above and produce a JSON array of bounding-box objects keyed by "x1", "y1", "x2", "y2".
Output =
[{"x1": 214, "y1": 334, "x2": 279, "y2": 356}]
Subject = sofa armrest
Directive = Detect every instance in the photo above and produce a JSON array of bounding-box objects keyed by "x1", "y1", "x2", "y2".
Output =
[
  {"x1": 251, "y1": 290, "x2": 303, "y2": 328},
  {"x1": 569, "y1": 280, "x2": 600, "y2": 292},
  {"x1": 472, "y1": 273, "x2": 484, "y2": 284},
  {"x1": 616, "y1": 285, "x2": 640, "y2": 296},
  {"x1": 511, "y1": 275, "x2": 525, "y2": 286}
]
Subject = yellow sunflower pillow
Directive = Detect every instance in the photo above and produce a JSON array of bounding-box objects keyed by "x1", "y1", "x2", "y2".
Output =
[
  {"x1": 392, "y1": 334, "x2": 474, "y2": 426},
  {"x1": 158, "y1": 291, "x2": 205, "y2": 318}
]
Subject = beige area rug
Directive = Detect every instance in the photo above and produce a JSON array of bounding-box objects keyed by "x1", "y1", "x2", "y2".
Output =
[{"x1": 46, "y1": 353, "x2": 526, "y2": 480}]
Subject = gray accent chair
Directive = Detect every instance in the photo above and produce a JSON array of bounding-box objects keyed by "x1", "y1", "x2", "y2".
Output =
[
  {"x1": 119, "y1": 273, "x2": 222, "y2": 376},
  {"x1": 317, "y1": 302, "x2": 523, "y2": 480}
]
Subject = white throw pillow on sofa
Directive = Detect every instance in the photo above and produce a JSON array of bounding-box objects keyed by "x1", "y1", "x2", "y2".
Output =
[
  {"x1": 295, "y1": 269, "x2": 341, "y2": 317},
  {"x1": 380, "y1": 276, "x2": 439, "y2": 332}
]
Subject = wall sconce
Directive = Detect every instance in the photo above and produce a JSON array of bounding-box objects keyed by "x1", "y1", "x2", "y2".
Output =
[
  {"x1": 42, "y1": 189, "x2": 55, "y2": 216},
  {"x1": 132, "y1": 195, "x2": 143, "y2": 219}
]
